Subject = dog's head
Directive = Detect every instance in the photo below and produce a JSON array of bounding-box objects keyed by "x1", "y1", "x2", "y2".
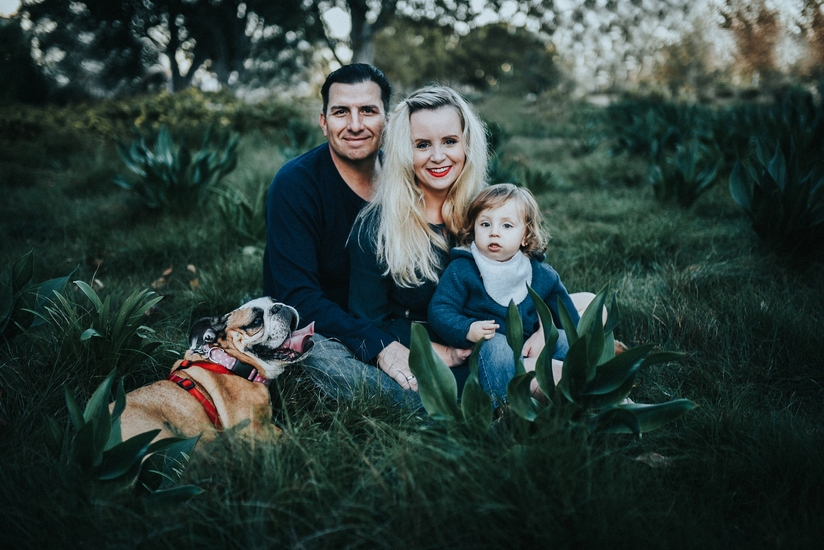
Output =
[{"x1": 188, "y1": 297, "x2": 314, "y2": 379}]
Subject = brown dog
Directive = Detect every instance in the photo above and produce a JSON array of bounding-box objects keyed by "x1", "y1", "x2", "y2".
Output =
[{"x1": 115, "y1": 297, "x2": 313, "y2": 444}]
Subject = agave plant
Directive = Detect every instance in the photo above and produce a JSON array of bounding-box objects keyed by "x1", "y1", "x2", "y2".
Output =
[
  {"x1": 214, "y1": 180, "x2": 268, "y2": 246},
  {"x1": 730, "y1": 139, "x2": 824, "y2": 260},
  {"x1": 44, "y1": 370, "x2": 202, "y2": 504},
  {"x1": 409, "y1": 287, "x2": 695, "y2": 439},
  {"x1": 27, "y1": 282, "x2": 163, "y2": 374},
  {"x1": 114, "y1": 124, "x2": 239, "y2": 211},
  {"x1": 649, "y1": 138, "x2": 722, "y2": 208},
  {"x1": 1, "y1": 250, "x2": 75, "y2": 339}
]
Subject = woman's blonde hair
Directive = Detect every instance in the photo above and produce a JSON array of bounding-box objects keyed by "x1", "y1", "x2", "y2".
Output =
[
  {"x1": 459, "y1": 183, "x2": 549, "y2": 260},
  {"x1": 357, "y1": 85, "x2": 489, "y2": 287}
]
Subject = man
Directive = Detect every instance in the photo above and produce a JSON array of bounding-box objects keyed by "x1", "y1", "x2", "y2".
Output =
[{"x1": 263, "y1": 64, "x2": 418, "y2": 407}]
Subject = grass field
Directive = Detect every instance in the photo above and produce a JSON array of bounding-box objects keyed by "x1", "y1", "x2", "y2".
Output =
[{"x1": 1, "y1": 91, "x2": 823, "y2": 549}]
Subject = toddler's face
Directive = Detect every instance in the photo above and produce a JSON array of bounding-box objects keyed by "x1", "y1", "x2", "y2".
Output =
[{"x1": 473, "y1": 201, "x2": 527, "y2": 262}]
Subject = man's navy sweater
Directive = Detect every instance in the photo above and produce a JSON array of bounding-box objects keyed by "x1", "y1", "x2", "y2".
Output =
[{"x1": 263, "y1": 143, "x2": 393, "y2": 362}]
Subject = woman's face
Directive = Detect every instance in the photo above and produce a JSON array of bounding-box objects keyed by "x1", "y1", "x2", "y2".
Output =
[{"x1": 410, "y1": 106, "x2": 466, "y2": 202}]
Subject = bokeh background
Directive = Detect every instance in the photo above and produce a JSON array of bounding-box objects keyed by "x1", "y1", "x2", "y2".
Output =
[{"x1": 2, "y1": 0, "x2": 822, "y2": 103}]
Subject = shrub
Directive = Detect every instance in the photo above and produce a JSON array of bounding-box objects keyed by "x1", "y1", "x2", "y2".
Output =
[
  {"x1": 43, "y1": 370, "x2": 201, "y2": 505},
  {"x1": 27, "y1": 282, "x2": 163, "y2": 375},
  {"x1": 409, "y1": 287, "x2": 695, "y2": 439},
  {"x1": 1, "y1": 250, "x2": 75, "y2": 339},
  {"x1": 215, "y1": 180, "x2": 268, "y2": 246},
  {"x1": 730, "y1": 139, "x2": 824, "y2": 260},
  {"x1": 649, "y1": 138, "x2": 722, "y2": 208},
  {"x1": 115, "y1": 124, "x2": 239, "y2": 211}
]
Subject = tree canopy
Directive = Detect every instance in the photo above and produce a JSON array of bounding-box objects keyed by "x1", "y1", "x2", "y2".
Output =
[{"x1": 20, "y1": 0, "x2": 325, "y2": 96}]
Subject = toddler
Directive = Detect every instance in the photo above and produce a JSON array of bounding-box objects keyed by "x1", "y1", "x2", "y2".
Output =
[{"x1": 428, "y1": 183, "x2": 579, "y2": 404}]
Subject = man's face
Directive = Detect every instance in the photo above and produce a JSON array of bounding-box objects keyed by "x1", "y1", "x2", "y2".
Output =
[{"x1": 320, "y1": 81, "x2": 385, "y2": 165}]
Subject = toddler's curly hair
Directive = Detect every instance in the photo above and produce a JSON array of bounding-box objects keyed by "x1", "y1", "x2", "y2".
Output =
[{"x1": 459, "y1": 183, "x2": 549, "y2": 260}]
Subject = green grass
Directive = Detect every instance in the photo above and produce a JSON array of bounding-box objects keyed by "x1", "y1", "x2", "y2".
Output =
[{"x1": 1, "y1": 93, "x2": 823, "y2": 549}]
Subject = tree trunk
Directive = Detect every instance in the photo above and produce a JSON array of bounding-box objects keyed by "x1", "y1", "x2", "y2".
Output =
[
  {"x1": 167, "y1": 13, "x2": 189, "y2": 92},
  {"x1": 348, "y1": 0, "x2": 394, "y2": 65}
]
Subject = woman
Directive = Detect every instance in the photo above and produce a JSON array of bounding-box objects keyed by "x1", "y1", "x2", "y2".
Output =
[{"x1": 349, "y1": 85, "x2": 489, "y2": 391}]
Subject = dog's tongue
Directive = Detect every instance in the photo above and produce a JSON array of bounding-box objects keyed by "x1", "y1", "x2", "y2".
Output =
[{"x1": 282, "y1": 322, "x2": 314, "y2": 353}]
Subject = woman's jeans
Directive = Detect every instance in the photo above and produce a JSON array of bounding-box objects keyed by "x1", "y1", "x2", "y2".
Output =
[{"x1": 477, "y1": 330, "x2": 568, "y2": 406}]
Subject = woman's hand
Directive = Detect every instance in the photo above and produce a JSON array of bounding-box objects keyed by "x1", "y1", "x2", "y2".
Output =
[
  {"x1": 467, "y1": 320, "x2": 499, "y2": 343},
  {"x1": 376, "y1": 341, "x2": 417, "y2": 391},
  {"x1": 521, "y1": 327, "x2": 545, "y2": 359},
  {"x1": 432, "y1": 342, "x2": 472, "y2": 367}
]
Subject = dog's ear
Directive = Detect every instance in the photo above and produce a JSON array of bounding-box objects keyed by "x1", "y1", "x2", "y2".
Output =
[{"x1": 189, "y1": 315, "x2": 227, "y2": 350}]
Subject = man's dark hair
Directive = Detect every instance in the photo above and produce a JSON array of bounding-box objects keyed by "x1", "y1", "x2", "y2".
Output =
[{"x1": 321, "y1": 64, "x2": 391, "y2": 115}]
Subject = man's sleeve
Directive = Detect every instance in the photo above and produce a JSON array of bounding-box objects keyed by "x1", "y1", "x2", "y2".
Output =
[
  {"x1": 264, "y1": 169, "x2": 393, "y2": 363},
  {"x1": 348, "y1": 227, "x2": 396, "y2": 339}
]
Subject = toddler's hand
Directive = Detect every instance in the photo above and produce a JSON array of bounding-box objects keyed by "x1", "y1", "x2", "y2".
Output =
[{"x1": 467, "y1": 320, "x2": 499, "y2": 343}]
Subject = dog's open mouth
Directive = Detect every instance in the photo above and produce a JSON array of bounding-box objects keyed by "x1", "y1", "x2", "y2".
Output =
[{"x1": 268, "y1": 322, "x2": 315, "y2": 362}]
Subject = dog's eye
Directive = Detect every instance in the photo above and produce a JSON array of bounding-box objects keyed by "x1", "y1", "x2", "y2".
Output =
[{"x1": 248, "y1": 317, "x2": 263, "y2": 329}]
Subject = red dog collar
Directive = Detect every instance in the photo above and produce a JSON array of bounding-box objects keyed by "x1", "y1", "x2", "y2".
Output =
[{"x1": 168, "y1": 360, "x2": 231, "y2": 429}]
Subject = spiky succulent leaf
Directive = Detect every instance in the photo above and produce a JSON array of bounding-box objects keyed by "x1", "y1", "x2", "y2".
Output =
[
  {"x1": 508, "y1": 372, "x2": 541, "y2": 422},
  {"x1": 95, "y1": 430, "x2": 159, "y2": 480},
  {"x1": 558, "y1": 333, "x2": 591, "y2": 404},
  {"x1": 591, "y1": 407, "x2": 641, "y2": 436},
  {"x1": 528, "y1": 286, "x2": 559, "y2": 403},
  {"x1": 596, "y1": 400, "x2": 697, "y2": 434},
  {"x1": 460, "y1": 341, "x2": 493, "y2": 437},
  {"x1": 576, "y1": 288, "x2": 608, "y2": 370},
  {"x1": 505, "y1": 300, "x2": 525, "y2": 375},
  {"x1": 409, "y1": 323, "x2": 462, "y2": 423},
  {"x1": 583, "y1": 344, "x2": 654, "y2": 396},
  {"x1": 43, "y1": 415, "x2": 65, "y2": 459}
]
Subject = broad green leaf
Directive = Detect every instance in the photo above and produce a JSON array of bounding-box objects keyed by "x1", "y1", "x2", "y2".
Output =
[
  {"x1": 65, "y1": 385, "x2": 84, "y2": 432},
  {"x1": 150, "y1": 435, "x2": 201, "y2": 489},
  {"x1": 43, "y1": 415, "x2": 64, "y2": 459},
  {"x1": 81, "y1": 328, "x2": 102, "y2": 341},
  {"x1": 528, "y1": 287, "x2": 558, "y2": 403},
  {"x1": 583, "y1": 344, "x2": 654, "y2": 395},
  {"x1": 95, "y1": 430, "x2": 159, "y2": 480},
  {"x1": 107, "y1": 379, "x2": 128, "y2": 450},
  {"x1": 576, "y1": 288, "x2": 607, "y2": 371},
  {"x1": 583, "y1": 374, "x2": 637, "y2": 409},
  {"x1": 83, "y1": 371, "x2": 116, "y2": 424},
  {"x1": 74, "y1": 280, "x2": 104, "y2": 310},
  {"x1": 556, "y1": 297, "x2": 578, "y2": 345},
  {"x1": 768, "y1": 143, "x2": 786, "y2": 192},
  {"x1": 408, "y1": 323, "x2": 462, "y2": 422},
  {"x1": 639, "y1": 351, "x2": 686, "y2": 370},
  {"x1": 603, "y1": 292, "x2": 620, "y2": 335},
  {"x1": 591, "y1": 407, "x2": 641, "y2": 436},
  {"x1": 10, "y1": 250, "x2": 34, "y2": 293},
  {"x1": 30, "y1": 270, "x2": 76, "y2": 328},
  {"x1": 558, "y1": 334, "x2": 590, "y2": 404},
  {"x1": 507, "y1": 372, "x2": 540, "y2": 422},
  {"x1": 460, "y1": 341, "x2": 493, "y2": 437},
  {"x1": 69, "y1": 420, "x2": 99, "y2": 472},
  {"x1": 505, "y1": 300, "x2": 525, "y2": 375},
  {"x1": 598, "y1": 399, "x2": 697, "y2": 434},
  {"x1": 86, "y1": 376, "x2": 116, "y2": 466}
]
